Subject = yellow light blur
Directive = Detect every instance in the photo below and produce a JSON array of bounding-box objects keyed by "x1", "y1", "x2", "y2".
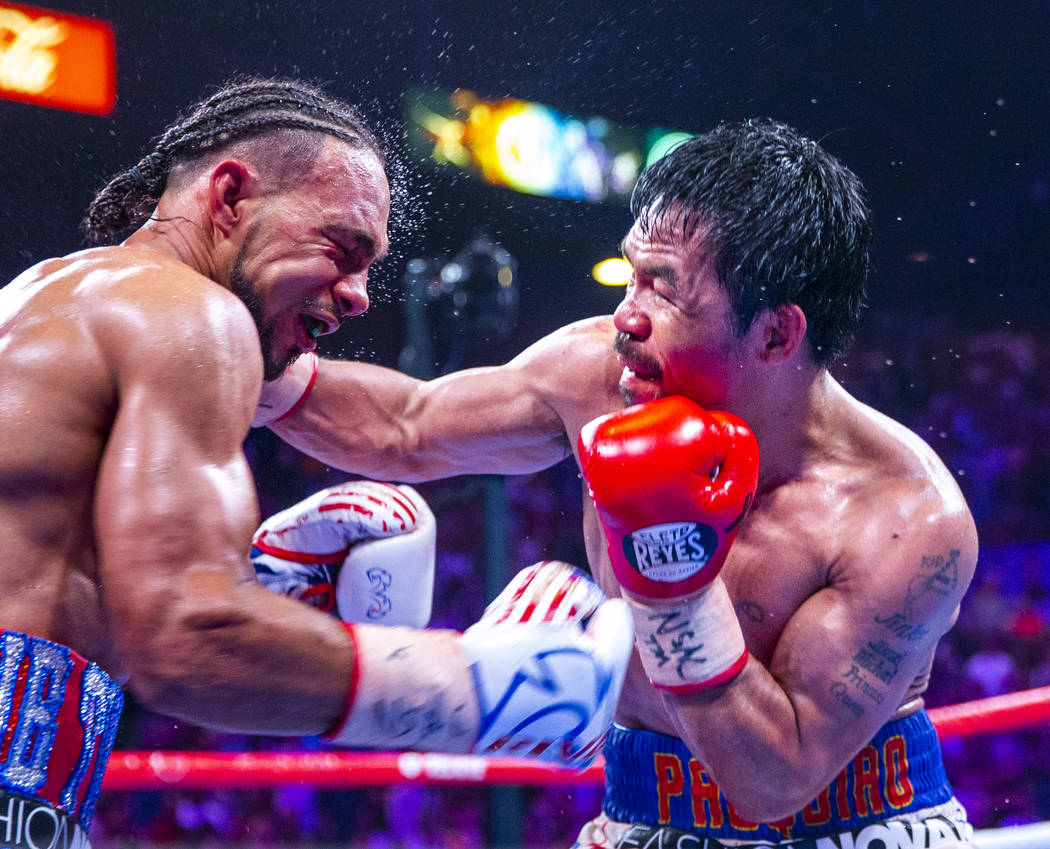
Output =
[{"x1": 592, "y1": 257, "x2": 632, "y2": 286}]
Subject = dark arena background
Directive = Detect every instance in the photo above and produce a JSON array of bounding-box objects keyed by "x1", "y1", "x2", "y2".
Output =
[{"x1": 3, "y1": 2, "x2": 1050, "y2": 846}]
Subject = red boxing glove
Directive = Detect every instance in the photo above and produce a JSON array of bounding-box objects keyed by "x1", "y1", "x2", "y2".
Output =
[{"x1": 579, "y1": 396, "x2": 758, "y2": 693}]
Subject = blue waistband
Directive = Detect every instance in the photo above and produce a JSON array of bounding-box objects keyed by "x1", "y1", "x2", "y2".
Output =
[
  {"x1": 0, "y1": 630, "x2": 123, "y2": 831},
  {"x1": 601, "y1": 711, "x2": 953, "y2": 843}
]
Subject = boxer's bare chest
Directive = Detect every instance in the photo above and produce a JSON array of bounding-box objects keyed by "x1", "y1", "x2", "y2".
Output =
[{"x1": 583, "y1": 475, "x2": 842, "y2": 733}]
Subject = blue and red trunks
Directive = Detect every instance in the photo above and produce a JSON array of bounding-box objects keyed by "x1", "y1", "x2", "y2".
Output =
[
  {"x1": 0, "y1": 630, "x2": 123, "y2": 842},
  {"x1": 596, "y1": 711, "x2": 967, "y2": 845}
]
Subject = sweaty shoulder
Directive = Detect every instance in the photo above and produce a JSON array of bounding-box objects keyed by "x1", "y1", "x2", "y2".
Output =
[
  {"x1": 76, "y1": 247, "x2": 257, "y2": 359},
  {"x1": 41, "y1": 246, "x2": 262, "y2": 425},
  {"x1": 829, "y1": 395, "x2": 978, "y2": 617},
  {"x1": 508, "y1": 315, "x2": 622, "y2": 427}
]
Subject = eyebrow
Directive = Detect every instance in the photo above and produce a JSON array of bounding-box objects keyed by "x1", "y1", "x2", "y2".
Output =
[
  {"x1": 327, "y1": 226, "x2": 389, "y2": 262},
  {"x1": 618, "y1": 239, "x2": 677, "y2": 288},
  {"x1": 644, "y1": 265, "x2": 678, "y2": 289}
]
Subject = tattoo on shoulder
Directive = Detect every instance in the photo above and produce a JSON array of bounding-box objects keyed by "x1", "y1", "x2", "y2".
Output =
[
  {"x1": 903, "y1": 549, "x2": 959, "y2": 618},
  {"x1": 872, "y1": 548, "x2": 960, "y2": 641}
]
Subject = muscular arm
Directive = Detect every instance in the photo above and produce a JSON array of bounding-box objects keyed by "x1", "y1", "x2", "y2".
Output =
[
  {"x1": 271, "y1": 317, "x2": 619, "y2": 480},
  {"x1": 94, "y1": 280, "x2": 354, "y2": 734},
  {"x1": 658, "y1": 491, "x2": 977, "y2": 821}
]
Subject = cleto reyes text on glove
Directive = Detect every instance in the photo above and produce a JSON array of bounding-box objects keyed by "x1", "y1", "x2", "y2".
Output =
[{"x1": 578, "y1": 395, "x2": 758, "y2": 693}]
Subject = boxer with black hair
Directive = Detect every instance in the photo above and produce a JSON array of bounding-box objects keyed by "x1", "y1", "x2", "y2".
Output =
[{"x1": 260, "y1": 119, "x2": 978, "y2": 848}]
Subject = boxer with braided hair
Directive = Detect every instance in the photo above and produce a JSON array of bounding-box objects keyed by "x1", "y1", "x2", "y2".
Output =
[
  {"x1": 84, "y1": 76, "x2": 383, "y2": 241},
  {"x1": 0, "y1": 77, "x2": 631, "y2": 847}
]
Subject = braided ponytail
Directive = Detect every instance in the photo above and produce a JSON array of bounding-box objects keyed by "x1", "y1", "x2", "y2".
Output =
[
  {"x1": 83, "y1": 77, "x2": 384, "y2": 243},
  {"x1": 83, "y1": 151, "x2": 171, "y2": 241}
]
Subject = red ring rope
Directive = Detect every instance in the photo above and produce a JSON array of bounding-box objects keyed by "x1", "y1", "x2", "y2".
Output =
[{"x1": 100, "y1": 686, "x2": 1050, "y2": 791}]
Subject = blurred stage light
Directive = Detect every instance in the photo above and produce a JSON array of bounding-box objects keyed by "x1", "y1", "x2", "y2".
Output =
[
  {"x1": 592, "y1": 257, "x2": 632, "y2": 286},
  {"x1": 405, "y1": 86, "x2": 692, "y2": 205}
]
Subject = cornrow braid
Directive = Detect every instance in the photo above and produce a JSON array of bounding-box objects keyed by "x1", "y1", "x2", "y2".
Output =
[{"x1": 83, "y1": 76, "x2": 384, "y2": 243}]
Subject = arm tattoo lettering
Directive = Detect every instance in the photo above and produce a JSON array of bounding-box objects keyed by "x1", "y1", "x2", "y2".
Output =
[
  {"x1": 643, "y1": 610, "x2": 708, "y2": 680},
  {"x1": 872, "y1": 612, "x2": 929, "y2": 641},
  {"x1": 853, "y1": 640, "x2": 903, "y2": 684},
  {"x1": 840, "y1": 663, "x2": 885, "y2": 705},
  {"x1": 829, "y1": 682, "x2": 865, "y2": 718}
]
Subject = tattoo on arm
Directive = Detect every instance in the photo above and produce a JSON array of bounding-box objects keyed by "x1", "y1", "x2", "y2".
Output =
[
  {"x1": 853, "y1": 640, "x2": 903, "y2": 684},
  {"x1": 829, "y1": 681, "x2": 865, "y2": 718},
  {"x1": 903, "y1": 549, "x2": 959, "y2": 618},
  {"x1": 834, "y1": 638, "x2": 909, "y2": 714},
  {"x1": 642, "y1": 610, "x2": 708, "y2": 681},
  {"x1": 872, "y1": 549, "x2": 960, "y2": 641},
  {"x1": 833, "y1": 551, "x2": 960, "y2": 719}
]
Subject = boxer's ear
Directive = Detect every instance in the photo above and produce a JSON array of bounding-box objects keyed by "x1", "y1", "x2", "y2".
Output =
[
  {"x1": 207, "y1": 159, "x2": 257, "y2": 237},
  {"x1": 754, "y1": 303, "x2": 807, "y2": 364}
]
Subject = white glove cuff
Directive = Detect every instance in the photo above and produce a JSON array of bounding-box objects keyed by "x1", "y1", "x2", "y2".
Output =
[
  {"x1": 628, "y1": 578, "x2": 747, "y2": 694},
  {"x1": 326, "y1": 623, "x2": 479, "y2": 752},
  {"x1": 252, "y1": 352, "x2": 319, "y2": 428}
]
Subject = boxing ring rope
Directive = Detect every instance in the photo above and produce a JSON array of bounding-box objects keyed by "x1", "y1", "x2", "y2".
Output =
[{"x1": 100, "y1": 686, "x2": 1050, "y2": 846}]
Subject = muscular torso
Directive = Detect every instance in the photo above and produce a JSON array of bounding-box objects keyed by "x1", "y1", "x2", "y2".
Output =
[
  {"x1": 0, "y1": 248, "x2": 259, "y2": 678},
  {"x1": 553, "y1": 319, "x2": 939, "y2": 738},
  {"x1": 0, "y1": 254, "x2": 124, "y2": 670}
]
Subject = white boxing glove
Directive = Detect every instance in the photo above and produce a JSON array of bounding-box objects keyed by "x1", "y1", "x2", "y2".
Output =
[
  {"x1": 470, "y1": 560, "x2": 607, "y2": 629},
  {"x1": 252, "y1": 352, "x2": 318, "y2": 428},
  {"x1": 327, "y1": 596, "x2": 633, "y2": 770},
  {"x1": 252, "y1": 480, "x2": 435, "y2": 628}
]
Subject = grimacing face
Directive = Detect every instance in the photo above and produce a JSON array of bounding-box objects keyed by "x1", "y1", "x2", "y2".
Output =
[
  {"x1": 231, "y1": 142, "x2": 391, "y2": 382},
  {"x1": 613, "y1": 215, "x2": 747, "y2": 410}
]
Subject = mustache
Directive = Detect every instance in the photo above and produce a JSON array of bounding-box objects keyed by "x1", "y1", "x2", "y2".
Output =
[
  {"x1": 301, "y1": 298, "x2": 345, "y2": 330},
  {"x1": 613, "y1": 332, "x2": 661, "y2": 375}
]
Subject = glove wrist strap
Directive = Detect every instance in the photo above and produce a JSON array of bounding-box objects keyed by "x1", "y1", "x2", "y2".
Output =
[
  {"x1": 626, "y1": 579, "x2": 747, "y2": 694},
  {"x1": 252, "y1": 352, "x2": 319, "y2": 428},
  {"x1": 325, "y1": 623, "x2": 479, "y2": 752}
]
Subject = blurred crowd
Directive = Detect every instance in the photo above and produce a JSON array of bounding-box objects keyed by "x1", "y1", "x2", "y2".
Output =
[{"x1": 89, "y1": 316, "x2": 1050, "y2": 847}]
